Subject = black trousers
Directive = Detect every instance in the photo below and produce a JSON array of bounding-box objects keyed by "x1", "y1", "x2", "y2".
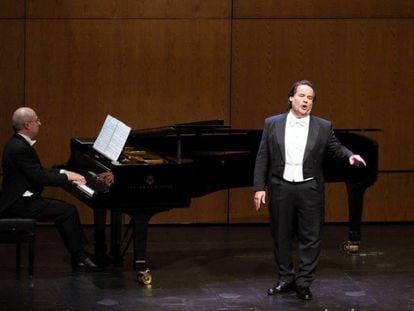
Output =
[
  {"x1": 268, "y1": 177, "x2": 324, "y2": 288},
  {"x1": 4, "y1": 195, "x2": 85, "y2": 257}
]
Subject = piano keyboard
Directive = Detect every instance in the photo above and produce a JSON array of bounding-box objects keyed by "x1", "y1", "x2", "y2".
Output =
[
  {"x1": 76, "y1": 183, "x2": 95, "y2": 197},
  {"x1": 72, "y1": 171, "x2": 111, "y2": 197}
]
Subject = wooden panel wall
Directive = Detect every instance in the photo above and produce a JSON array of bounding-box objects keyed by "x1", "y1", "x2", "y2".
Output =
[
  {"x1": 230, "y1": 1, "x2": 414, "y2": 223},
  {"x1": 27, "y1": 0, "x2": 230, "y2": 18},
  {"x1": 233, "y1": 0, "x2": 414, "y2": 18},
  {"x1": 231, "y1": 19, "x2": 414, "y2": 168},
  {"x1": 1, "y1": 0, "x2": 413, "y2": 224},
  {"x1": 0, "y1": 1, "x2": 24, "y2": 18},
  {"x1": 23, "y1": 2, "x2": 231, "y2": 224},
  {"x1": 0, "y1": 0, "x2": 24, "y2": 161}
]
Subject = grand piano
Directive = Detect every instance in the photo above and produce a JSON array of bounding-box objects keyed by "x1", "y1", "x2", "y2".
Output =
[{"x1": 61, "y1": 120, "x2": 378, "y2": 283}]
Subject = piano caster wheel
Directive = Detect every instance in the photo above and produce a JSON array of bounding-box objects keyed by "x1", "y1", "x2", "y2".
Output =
[
  {"x1": 341, "y1": 240, "x2": 360, "y2": 255},
  {"x1": 138, "y1": 269, "x2": 152, "y2": 285}
]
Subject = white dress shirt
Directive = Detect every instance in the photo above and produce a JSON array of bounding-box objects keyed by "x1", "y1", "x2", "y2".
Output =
[
  {"x1": 18, "y1": 133, "x2": 36, "y2": 147},
  {"x1": 283, "y1": 111, "x2": 310, "y2": 182}
]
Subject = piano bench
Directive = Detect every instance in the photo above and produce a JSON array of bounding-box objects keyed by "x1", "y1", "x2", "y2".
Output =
[{"x1": 0, "y1": 218, "x2": 35, "y2": 279}]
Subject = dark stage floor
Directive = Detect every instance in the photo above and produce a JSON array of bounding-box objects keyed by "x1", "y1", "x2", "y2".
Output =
[{"x1": 1, "y1": 223, "x2": 413, "y2": 310}]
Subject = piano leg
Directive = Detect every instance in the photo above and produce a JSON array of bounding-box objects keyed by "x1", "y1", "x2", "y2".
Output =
[
  {"x1": 342, "y1": 181, "x2": 368, "y2": 255},
  {"x1": 105, "y1": 210, "x2": 156, "y2": 284},
  {"x1": 131, "y1": 213, "x2": 152, "y2": 285},
  {"x1": 93, "y1": 209, "x2": 108, "y2": 259},
  {"x1": 93, "y1": 209, "x2": 119, "y2": 267},
  {"x1": 110, "y1": 211, "x2": 123, "y2": 266}
]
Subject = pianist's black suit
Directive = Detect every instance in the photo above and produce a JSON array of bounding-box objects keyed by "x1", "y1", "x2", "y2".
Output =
[
  {"x1": 0, "y1": 134, "x2": 85, "y2": 257},
  {"x1": 254, "y1": 113, "x2": 353, "y2": 288}
]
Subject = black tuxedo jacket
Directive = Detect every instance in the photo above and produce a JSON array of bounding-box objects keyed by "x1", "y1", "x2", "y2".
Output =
[
  {"x1": 253, "y1": 113, "x2": 353, "y2": 192},
  {"x1": 0, "y1": 134, "x2": 68, "y2": 214}
]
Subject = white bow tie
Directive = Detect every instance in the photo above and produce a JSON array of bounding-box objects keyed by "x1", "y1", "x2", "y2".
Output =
[{"x1": 290, "y1": 118, "x2": 307, "y2": 127}]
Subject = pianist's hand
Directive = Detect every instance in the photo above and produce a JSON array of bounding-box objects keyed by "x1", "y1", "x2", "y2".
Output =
[
  {"x1": 97, "y1": 172, "x2": 114, "y2": 186},
  {"x1": 65, "y1": 171, "x2": 86, "y2": 185},
  {"x1": 349, "y1": 154, "x2": 366, "y2": 167},
  {"x1": 254, "y1": 191, "x2": 266, "y2": 211}
]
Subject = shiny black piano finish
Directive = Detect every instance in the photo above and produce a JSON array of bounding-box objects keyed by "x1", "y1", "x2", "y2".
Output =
[
  {"x1": 324, "y1": 130, "x2": 378, "y2": 185},
  {"x1": 62, "y1": 120, "x2": 378, "y2": 282},
  {"x1": 66, "y1": 121, "x2": 263, "y2": 209},
  {"x1": 325, "y1": 129, "x2": 379, "y2": 246},
  {"x1": 63, "y1": 121, "x2": 263, "y2": 282}
]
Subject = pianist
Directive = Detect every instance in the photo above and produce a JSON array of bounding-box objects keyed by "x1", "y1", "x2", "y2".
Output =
[
  {"x1": 0, "y1": 107, "x2": 100, "y2": 272},
  {"x1": 253, "y1": 80, "x2": 366, "y2": 300}
]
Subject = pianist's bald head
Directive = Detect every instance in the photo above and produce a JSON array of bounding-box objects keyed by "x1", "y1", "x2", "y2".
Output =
[
  {"x1": 12, "y1": 107, "x2": 41, "y2": 138},
  {"x1": 12, "y1": 107, "x2": 35, "y2": 131}
]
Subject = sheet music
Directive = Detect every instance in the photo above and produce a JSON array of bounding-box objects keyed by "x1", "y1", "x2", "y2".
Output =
[{"x1": 93, "y1": 115, "x2": 131, "y2": 162}]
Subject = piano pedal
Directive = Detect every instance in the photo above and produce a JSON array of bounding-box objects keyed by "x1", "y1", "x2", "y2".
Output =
[
  {"x1": 341, "y1": 240, "x2": 360, "y2": 255},
  {"x1": 138, "y1": 269, "x2": 152, "y2": 285}
]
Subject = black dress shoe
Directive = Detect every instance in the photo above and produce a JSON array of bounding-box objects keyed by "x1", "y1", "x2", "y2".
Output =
[
  {"x1": 71, "y1": 256, "x2": 102, "y2": 272},
  {"x1": 267, "y1": 281, "x2": 296, "y2": 295},
  {"x1": 296, "y1": 286, "x2": 312, "y2": 300}
]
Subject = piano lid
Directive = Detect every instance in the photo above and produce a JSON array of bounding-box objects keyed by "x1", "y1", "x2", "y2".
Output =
[
  {"x1": 334, "y1": 128, "x2": 381, "y2": 132},
  {"x1": 131, "y1": 120, "x2": 381, "y2": 138},
  {"x1": 129, "y1": 120, "x2": 232, "y2": 138}
]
